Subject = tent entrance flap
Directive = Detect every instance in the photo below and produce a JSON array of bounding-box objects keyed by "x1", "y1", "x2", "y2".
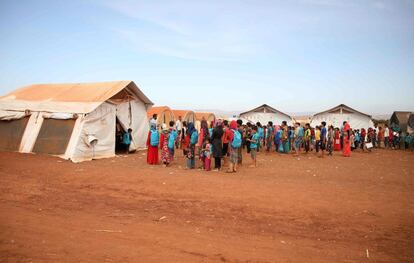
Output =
[
  {"x1": 115, "y1": 117, "x2": 128, "y2": 154},
  {"x1": 32, "y1": 118, "x2": 76, "y2": 155},
  {"x1": 0, "y1": 116, "x2": 30, "y2": 151}
]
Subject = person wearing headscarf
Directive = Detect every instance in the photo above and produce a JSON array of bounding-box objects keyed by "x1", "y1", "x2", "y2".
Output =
[
  {"x1": 146, "y1": 123, "x2": 159, "y2": 165},
  {"x1": 237, "y1": 119, "x2": 244, "y2": 165},
  {"x1": 343, "y1": 121, "x2": 351, "y2": 157},
  {"x1": 227, "y1": 120, "x2": 238, "y2": 173},
  {"x1": 186, "y1": 122, "x2": 197, "y2": 169},
  {"x1": 198, "y1": 120, "x2": 209, "y2": 169},
  {"x1": 159, "y1": 123, "x2": 171, "y2": 167},
  {"x1": 211, "y1": 120, "x2": 224, "y2": 171}
]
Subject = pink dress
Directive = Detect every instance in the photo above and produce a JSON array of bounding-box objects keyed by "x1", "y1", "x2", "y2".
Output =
[{"x1": 160, "y1": 132, "x2": 171, "y2": 164}]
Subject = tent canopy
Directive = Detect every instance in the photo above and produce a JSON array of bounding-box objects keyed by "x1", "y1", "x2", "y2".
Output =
[
  {"x1": 195, "y1": 112, "x2": 215, "y2": 122},
  {"x1": 172, "y1": 110, "x2": 196, "y2": 123},
  {"x1": 390, "y1": 111, "x2": 413, "y2": 132},
  {"x1": 0, "y1": 80, "x2": 153, "y2": 162},
  {"x1": 313, "y1": 104, "x2": 372, "y2": 118},
  {"x1": 239, "y1": 104, "x2": 291, "y2": 118},
  {"x1": 239, "y1": 104, "x2": 292, "y2": 125},
  {"x1": 0, "y1": 80, "x2": 153, "y2": 114},
  {"x1": 311, "y1": 104, "x2": 373, "y2": 130},
  {"x1": 147, "y1": 106, "x2": 175, "y2": 129}
]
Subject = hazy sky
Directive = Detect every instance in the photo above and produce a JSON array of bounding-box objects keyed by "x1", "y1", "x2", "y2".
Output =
[{"x1": 0, "y1": 0, "x2": 413, "y2": 114}]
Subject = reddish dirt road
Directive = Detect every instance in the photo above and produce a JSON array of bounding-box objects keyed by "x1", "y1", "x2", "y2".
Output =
[{"x1": 0, "y1": 149, "x2": 413, "y2": 262}]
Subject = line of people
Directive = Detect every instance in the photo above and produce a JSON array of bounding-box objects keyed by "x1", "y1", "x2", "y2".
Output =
[{"x1": 144, "y1": 117, "x2": 414, "y2": 172}]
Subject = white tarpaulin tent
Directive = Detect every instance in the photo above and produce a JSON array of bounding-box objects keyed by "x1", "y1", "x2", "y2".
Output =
[
  {"x1": 310, "y1": 104, "x2": 374, "y2": 130},
  {"x1": 239, "y1": 104, "x2": 293, "y2": 125},
  {"x1": 0, "y1": 80, "x2": 153, "y2": 162}
]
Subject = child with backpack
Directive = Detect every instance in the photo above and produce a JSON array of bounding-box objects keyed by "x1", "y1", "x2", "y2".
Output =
[
  {"x1": 168, "y1": 121, "x2": 178, "y2": 160},
  {"x1": 160, "y1": 124, "x2": 171, "y2": 167},
  {"x1": 227, "y1": 120, "x2": 242, "y2": 173},
  {"x1": 123, "y1": 128, "x2": 132, "y2": 154},
  {"x1": 186, "y1": 122, "x2": 198, "y2": 169},
  {"x1": 247, "y1": 126, "x2": 259, "y2": 167},
  {"x1": 146, "y1": 123, "x2": 159, "y2": 165}
]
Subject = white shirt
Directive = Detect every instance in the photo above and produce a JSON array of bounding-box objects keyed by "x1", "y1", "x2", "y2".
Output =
[
  {"x1": 175, "y1": 120, "x2": 182, "y2": 131},
  {"x1": 384, "y1": 127, "x2": 389, "y2": 137},
  {"x1": 150, "y1": 118, "x2": 157, "y2": 127}
]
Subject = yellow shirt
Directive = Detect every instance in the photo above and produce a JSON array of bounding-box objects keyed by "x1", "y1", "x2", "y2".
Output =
[{"x1": 315, "y1": 129, "x2": 321, "y2": 141}]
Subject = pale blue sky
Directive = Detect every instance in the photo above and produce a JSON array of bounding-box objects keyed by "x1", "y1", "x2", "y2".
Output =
[{"x1": 0, "y1": 0, "x2": 413, "y2": 114}]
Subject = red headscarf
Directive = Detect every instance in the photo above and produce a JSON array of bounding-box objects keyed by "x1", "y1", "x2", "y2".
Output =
[
  {"x1": 344, "y1": 122, "x2": 350, "y2": 131},
  {"x1": 230, "y1": 120, "x2": 237, "y2": 130}
]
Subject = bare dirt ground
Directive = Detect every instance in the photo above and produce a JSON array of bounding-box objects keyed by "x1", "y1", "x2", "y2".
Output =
[{"x1": 0, "y1": 149, "x2": 413, "y2": 263}]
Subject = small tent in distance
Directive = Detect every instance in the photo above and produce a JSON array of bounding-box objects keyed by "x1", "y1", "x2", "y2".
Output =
[
  {"x1": 147, "y1": 106, "x2": 175, "y2": 130},
  {"x1": 310, "y1": 104, "x2": 373, "y2": 130},
  {"x1": 390, "y1": 111, "x2": 413, "y2": 132},
  {"x1": 0, "y1": 80, "x2": 153, "y2": 162},
  {"x1": 408, "y1": 114, "x2": 414, "y2": 134},
  {"x1": 195, "y1": 112, "x2": 215, "y2": 131},
  {"x1": 172, "y1": 110, "x2": 196, "y2": 124},
  {"x1": 239, "y1": 104, "x2": 293, "y2": 125}
]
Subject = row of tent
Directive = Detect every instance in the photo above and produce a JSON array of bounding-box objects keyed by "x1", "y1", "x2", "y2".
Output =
[
  {"x1": 146, "y1": 106, "x2": 216, "y2": 131},
  {"x1": 238, "y1": 104, "x2": 414, "y2": 134},
  {"x1": 239, "y1": 103, "x2": 376, "y2": 130},
  {"x1": 0, "y1": 81, "x2": 412, "y2": 162}
]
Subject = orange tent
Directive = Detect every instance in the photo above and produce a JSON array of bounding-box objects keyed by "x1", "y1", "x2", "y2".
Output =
[
  {"x1": 195, "y1": 112, "x2": 215, "y2": 130},
  {"x1": 171, "y1": 110, "x2": 196, "y2": 124},
  {"x1": 147, "y1": 106, "x2": 175, "y2": 129}
]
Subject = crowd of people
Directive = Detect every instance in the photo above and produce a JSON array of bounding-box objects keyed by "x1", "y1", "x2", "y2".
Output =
[{"x1": 139, "y1": 114, "x2": 414, "y2": 173}]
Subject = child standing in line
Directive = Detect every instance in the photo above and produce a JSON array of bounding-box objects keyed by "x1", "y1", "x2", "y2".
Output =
[
  {"x1": 304, "y1": 123, "x2": 311, "y2": 153},
  {"x1": 257, "y1": 122, "x2": 264, "y2": 152},
  {"x1": 266, "y1": 122, "x2": 274, "y2": 152},
  {"x1": 247, "y1": 126, "x2": 259, "y2": 167},
  {"x1": 320, "y1": 122, "x2": 327, "y2": 158},
  {"x1": 146, "y1": 124, "x2": 159, "y2": 165},
  {"x1": 186, "y1": 123, "x2": 198, "y2": 169},
  {"x1": 168, "y1": 121, "x2": 177, "y2": 162},
  {"x1": 315, "y1": 126, "x2": 321, "y2": 154},
  {"x1": 160, "y1": 124, "x2": 171, "y2": 167},
  {"x1": 202, "y1": 138, "x2": 212, "y2": 171},
  {"x1": 327, "y1": 125, "x2": 334, "y2": 156},
  {"x1": 274, "y1": 128, "x2": 282, "y2": 153},
  {"x1": 123, "y1": 128, "x2": 132, "y2": 154},
  {"x1": 293, "y1": 123, "x2": 304, "y2": 156}
]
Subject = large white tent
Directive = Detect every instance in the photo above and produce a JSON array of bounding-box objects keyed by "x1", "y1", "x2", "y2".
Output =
[
  {"x1": 310, "y1": 104, "x2": 374, "y2": 130},
  {"x1": 239, "y1": 104, "x2": 293, "y2": 125},
  {"x1": 0, "y1": 80, "x2": 153, "y2": 162}
]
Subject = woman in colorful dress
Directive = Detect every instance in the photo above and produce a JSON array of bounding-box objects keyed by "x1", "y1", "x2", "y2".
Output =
[
  {"x1": 334, "y1": 128, "x2": 341, "y2": 151},
  {"x1": 342, "y1": 121, "x2": 351, "y2": 157},
  {"x1": 159, "y1": 124, "x2": 171, "y2": 167},
  {"x1": 146, "y1": 123, "x2": 159, "y2": 165},
  {"x1": 198, "y1": 120, "x2": 209, "y2": 169}
]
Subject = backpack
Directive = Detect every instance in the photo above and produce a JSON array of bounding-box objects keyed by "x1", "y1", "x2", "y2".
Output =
[
  {"x1": 258, "y1": 127, "x2": 264, "y2": 139},
  {"x1": 150, "y1": 130, "x2": 159, "y2": 146},
  {"x1": 231, "y1": 130, "x2": 242, "y2": 148},
  {"x1": 168, "y1": 130, "x2": 177, "y2": 149},
  {"x1": 190, "y1": 131, "x2": 198, "y2": 145}
]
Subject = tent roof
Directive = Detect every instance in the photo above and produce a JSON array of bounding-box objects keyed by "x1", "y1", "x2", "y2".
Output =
[
  {"x1": 0, "y1": 80, "x2": 153, "y2": 114},
  {"x1": 390, "y1": 111, "x2": 412, "y2": 131},
  {"x1": 239, "y1": 104, "x2": 291, "y2": 118},
  {"x1": 408, "y1": 114, "x2": 414, "y2": 129},
  {"x1": 313, "y1": 104, "x2": 372, "y2": 118},
  {"x1": 171, "y1": 110, "x2": 194, "y2": 118},
  {"x1": 195, "y1": 112, "x2": 215, "y2": 121},
  {"x1": 147, "y1": 106, "x2": 172, "y2": 118}
]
